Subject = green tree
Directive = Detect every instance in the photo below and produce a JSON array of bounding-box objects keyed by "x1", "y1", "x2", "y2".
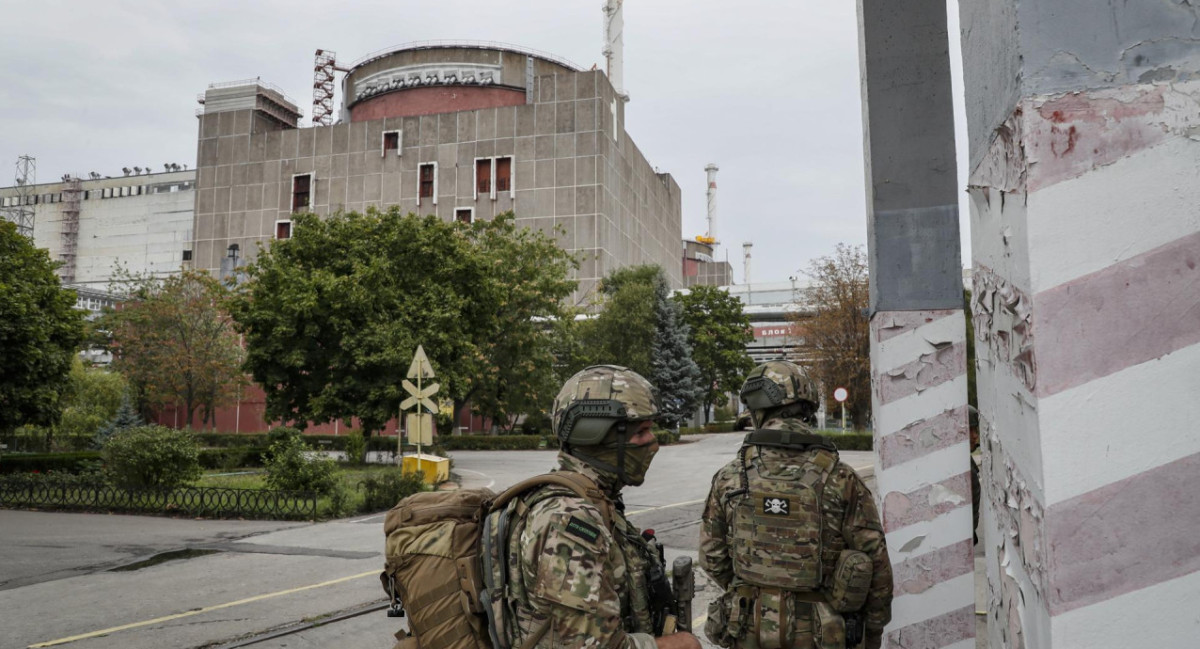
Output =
[
  {"x1": 793, "y1": 244, "x2": 871, "y2": 429},
  {"x1": 0, "y1": 221, "x2": 86, "y2": 435},
  {"x1": 229, "y1": 208, "x2": 576, "y2": 436},
  {"x1": 94, "y1": 391, "x2": 143, "y2": 448},
  {"x1": 99, "y1": 269, "x2": 244, "y2": 428},
  {"x1": 577, "y1": 265, "x2": 659, "y2": 375},
  {"x1": 649, "y1": 273, "x2": 703, "y2": 428},
  {"x1": 674, "y1": 285, "x2": 755, "y2": 423}
]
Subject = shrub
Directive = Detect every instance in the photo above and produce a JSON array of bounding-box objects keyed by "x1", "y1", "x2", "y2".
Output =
[
  {"x1": 267, "y1": 426, "x2": 303, "y2": 446},
  {"x1": 713, "y1": 406, "x2": 735, "y2": 423},
  {"x1": 653, "y1": 429, "x2": 681, "y2": 445},
  {"x1": 0, "y1": 451, "x2": 102, "y2": 474},
  {"x1": 264, "y1": 434, "x2": 337, "y2": 495},
  {"x1": 344, "y1": 431, "x2": 366, "y2": 465},
  {"x1": 198, "y1": 447, "x2": 268, "y2": 470},
  {"x1": 102, "y1": 426, "x2": 202, "y2": 489},
  {"x1": 358, "y1": 470, "x2": 427, "y2": 513},
  {"x1": 823, "y1": 432, "x2": 874, "y2": 451},
  {"x1": 438, "y1": 435, "x2": 544, "y2": 451}
]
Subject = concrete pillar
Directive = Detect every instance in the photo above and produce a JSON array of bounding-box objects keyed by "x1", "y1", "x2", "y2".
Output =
[
  {"x1": 858, "y1": 0, "x2": 975, "y2": 647},
  {"x1": 958, "y1": 1, "x2": 1200, "y2": 647}
]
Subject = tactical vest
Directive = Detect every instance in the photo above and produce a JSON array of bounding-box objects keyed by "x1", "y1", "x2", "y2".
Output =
[{"x1": 727, "y1": 429, "x2": 839, "y2": 591}]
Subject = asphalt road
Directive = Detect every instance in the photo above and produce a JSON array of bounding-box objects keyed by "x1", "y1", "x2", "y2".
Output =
[{"x1": 0, "y1": 433, "x2": 876, "y2": 649}]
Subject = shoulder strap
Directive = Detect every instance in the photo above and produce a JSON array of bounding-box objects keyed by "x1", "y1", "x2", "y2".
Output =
[
  {"x1": 744, "y1": 428, "x2": 838, "y2": 453},
  {"x1": 490, "y1": 471, "x2": 614, "y2": 530}
]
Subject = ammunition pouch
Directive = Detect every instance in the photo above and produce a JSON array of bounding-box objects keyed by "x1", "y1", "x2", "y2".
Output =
[
  {"x1": 812, "y1": 601, "x2": 847, "y2": 649},
  {"x1": 828, "y1": 550, "x2": 873, "y2": 613}
]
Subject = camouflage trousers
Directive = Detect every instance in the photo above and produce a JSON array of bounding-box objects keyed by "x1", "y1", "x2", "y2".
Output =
[{"x1": 706, "y1": 586, "x2": 848, "y2": 649}]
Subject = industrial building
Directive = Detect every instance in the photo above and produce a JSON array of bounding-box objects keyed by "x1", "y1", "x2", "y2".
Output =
[
  {"x1": 0, "y1": 167, "x2": 195, "y2": 291},
  {"x1": 192, "y1": 41, "x2": 685, "y2": 299}
]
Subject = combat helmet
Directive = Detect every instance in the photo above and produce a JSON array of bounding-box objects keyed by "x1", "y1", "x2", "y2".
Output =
[
  {"x1": 739, "y1": 360, "x2": 819, "y2": 427},
  {"x1": 552, "y1": 365, "x2": 660, "y2": 447}
]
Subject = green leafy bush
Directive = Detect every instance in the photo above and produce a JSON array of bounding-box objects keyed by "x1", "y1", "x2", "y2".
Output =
[
  {"x1": 358, "y1": 470, "x2": 427, "y2": 512},
  {"x1": 198, "y1": 447, "x2": 268, "y2": 470},
  {"x1": 680, "y1": 422, "x2": 737, "y2": 434},
  {"x1": 823, "y1": 432, "x2": 873, "y2": 451},
  {"x1": 343, "y1": 431, "x2": 366, "y2": 465},
  {"x1": 438, "y1": 435, "x2": 544, "y2": 451},
  {"x1": 267, "y1": 426, "x2": 303, "y2": 446},
  {"x1": 102, "y1": 426, "x2": 202, "y2": 489},
  {"x1": 653, "y1": 429, "x2": 681, "y2": 445},
  {"x1": 713, "y1": 406, "x2": 735, "y2": 423},
  {"x1": 264, "y1": 434, "x2": 337, "y2": 495},
  {"x1": 0, "y1": 451, "x2": 102, "y2": 474}
]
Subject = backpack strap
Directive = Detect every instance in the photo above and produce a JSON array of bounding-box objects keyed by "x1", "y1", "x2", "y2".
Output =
[{"x1": 490, "y1": 471, "x2": 614, "y2": 530}]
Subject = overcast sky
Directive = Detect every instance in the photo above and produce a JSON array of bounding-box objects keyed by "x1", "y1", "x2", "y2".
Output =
[{"x1": 0, "y1": 0, "x2": 970, "y2": 284}]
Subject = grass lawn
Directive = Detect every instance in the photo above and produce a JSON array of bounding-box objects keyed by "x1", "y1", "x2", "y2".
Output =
[{"x1": 196, "y1": 463, "x2": 425, "y2": 518}]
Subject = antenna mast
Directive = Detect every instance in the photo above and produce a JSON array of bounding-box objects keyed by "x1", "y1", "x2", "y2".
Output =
[
  {"x1": 602, "y1": 0, "x2": 628, "y2": 101},
  {"x1": 1, "y1": 155, "x2": 36, "y2": 238}
]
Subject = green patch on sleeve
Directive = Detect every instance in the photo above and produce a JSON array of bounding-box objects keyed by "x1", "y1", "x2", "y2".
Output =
[{"x1": 564, "y1": 516, "x2": 601, "y2": 544}]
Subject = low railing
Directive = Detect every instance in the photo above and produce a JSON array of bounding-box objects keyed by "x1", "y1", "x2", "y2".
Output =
[{"x1": 0, "y1": 476, "x2": 316, "y2": 521}]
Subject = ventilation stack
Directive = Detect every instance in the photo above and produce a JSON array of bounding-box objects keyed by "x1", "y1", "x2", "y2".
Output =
[{"x1": 705, "y1": 163, "x2": 719, "y2": 244}]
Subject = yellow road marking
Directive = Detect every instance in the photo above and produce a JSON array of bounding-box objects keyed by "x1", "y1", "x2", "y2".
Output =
[
  {"x1": 626, "y1": 498, "x2": 705, "y2": 516},
  {"x1": 28, "y1": 570, "x2": 378, "y2": 648}
]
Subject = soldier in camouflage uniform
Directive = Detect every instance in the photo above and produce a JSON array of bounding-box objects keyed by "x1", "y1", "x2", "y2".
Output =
[
  {"x1": 508, "y1": 365, "x2": 701, "y2": 649},
  {"x1": 699, "y1": 361, "x2": 893, "y2": 649}
]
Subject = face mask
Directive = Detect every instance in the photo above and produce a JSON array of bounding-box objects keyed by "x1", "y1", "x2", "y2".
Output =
[{"x1": 586, "y1": 436, "x2": 658, "y2": 486}]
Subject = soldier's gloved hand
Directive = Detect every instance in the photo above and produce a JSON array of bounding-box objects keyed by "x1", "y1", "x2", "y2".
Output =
[
  {"x1": 654, "y1": 631, "x2": 701, "y2": 649},
  {"x1": 864, "y1": 629, "x2": 883, "y2": 649}
]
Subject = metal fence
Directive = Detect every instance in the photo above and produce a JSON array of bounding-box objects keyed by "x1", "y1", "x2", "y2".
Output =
[{"x1": 0, "y1": 476, "x2": 317, "y2": 521}]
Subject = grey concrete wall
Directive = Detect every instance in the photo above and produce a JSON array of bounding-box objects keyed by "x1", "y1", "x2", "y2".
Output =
[
  {"x1": 193, "y1": 69, "x2": 683, "y2": 302},
  {"x1": 4, "y1": 171, "x2": 197, "y2": 287},
  {"x1": 858, "y1": 0, "x2": 963, "y2": 312},
  {"x1": 958, "y1": 0, "x2": 1200, "y2": 173}
]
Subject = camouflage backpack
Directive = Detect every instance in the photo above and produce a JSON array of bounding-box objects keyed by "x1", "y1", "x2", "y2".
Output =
[
  {"x1": 381, "y1": 472, "x2": 612, "y2": 649},
  {"x1": 727, "y1": 429, "x2": 872, "y2": 609}
]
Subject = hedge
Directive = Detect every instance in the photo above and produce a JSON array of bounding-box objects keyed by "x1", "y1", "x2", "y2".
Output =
[
  {"x1": 198, "y1": 447, "x2": 268, "y2": 470},
  {"x1": 438, "y1": 435, "x2": 546, "y2": 451},
  {"x1": 0, "y1": 452, "x2": 102, "y2": 474},
  {"x1": 680, "y1": 422, "x2": 738, "y2": 435},
  {"x1": 823, "y1": 432, "x2": 874, "y2": 451}
]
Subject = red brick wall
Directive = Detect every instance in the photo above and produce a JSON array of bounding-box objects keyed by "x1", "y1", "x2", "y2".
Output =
[{"x1": 350, "y1": 86, "x2": 526, "y2": 122}]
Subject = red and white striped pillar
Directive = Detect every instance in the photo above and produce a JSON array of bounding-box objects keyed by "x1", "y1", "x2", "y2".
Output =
[
  {"x1": 858, "y1": 0, "x2": 976, "y2": 646},
  {"x1": 960, "y1": 1, "x2": 1200, "y2": 646}
]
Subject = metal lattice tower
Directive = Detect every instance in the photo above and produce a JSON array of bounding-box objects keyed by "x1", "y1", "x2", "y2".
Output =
[
  {"x1": 313, "y1": 49, "x2": 337, "y2": 126},
  {"x1": 1, "y1": 155, "x2": 36, "y2": 237},
  {"x1": 59, "y1": 175, "x2": 82, "y2": 283}
]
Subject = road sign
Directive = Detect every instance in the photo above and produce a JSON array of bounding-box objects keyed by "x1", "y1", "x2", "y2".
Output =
[
  {"x1": 400, "y1": 345, "x2": 439, "y2": 465},
  {"x1": 406, "y1": 345, "x2": 435, "y2": 379},
  {"x1": 400, "y1": 394, "x2": 438, "y2": 413},
  {"x1": 833, "y1": 387, "x2": 848, "y2": 403},
  {"x1": 406, "y1": 413, "x2": 434, "y2": 445}
]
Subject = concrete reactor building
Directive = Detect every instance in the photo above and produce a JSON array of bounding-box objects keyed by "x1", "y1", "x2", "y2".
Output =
[{"x1": 192, "y1": 40, "x2": 684, "y2": 297}]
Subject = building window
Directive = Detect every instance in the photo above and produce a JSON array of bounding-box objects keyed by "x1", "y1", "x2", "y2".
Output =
[
  {"x1": 182, "y1": 249, "x2": 193, "y2": 261},
  {"x1": 382, "y1": 130, "x2": 401, "y2": 157},
  {"x1": 455, "y1": 208, "x2": 474, "y2": 224},
  {"x1": 275, "y1": 220, "x2": 293, "y2": 240},
  {"x1": 419, "y1": 163, "x2": 437, "y2": 205},
  {"x1": 292, "y1": 174, "x2": 312, "y2": 212},
  {"x1": 475, "y1": 159, "x2": 491, "y2": 196},
  {"x1": 496, "y1": 156, "x2": 512, "y2": 194}
]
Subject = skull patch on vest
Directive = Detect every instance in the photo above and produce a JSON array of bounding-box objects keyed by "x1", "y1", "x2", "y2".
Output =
[{"x1": 762, "y1": 497, "x2": 790, "y2": 515}]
